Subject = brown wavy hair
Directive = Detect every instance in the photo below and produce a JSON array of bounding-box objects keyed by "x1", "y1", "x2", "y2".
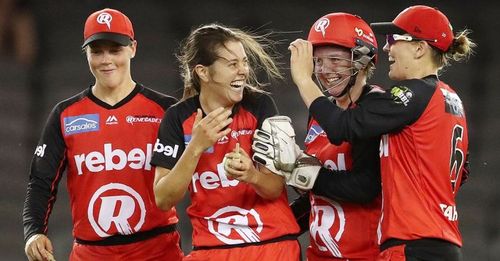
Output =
[{"x1": 177, "y1": 23, "x2": 283, "y2": 100}]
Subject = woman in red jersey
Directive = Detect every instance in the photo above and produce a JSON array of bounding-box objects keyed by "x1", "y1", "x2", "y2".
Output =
[
  {"x1": 151, "y1": 24, "x2": 300, "y2": 261},
  {"x1": 289, "y1": 5, "x2": 475, "y2": 261},
  {"x1": 23, "y1": 8, "x2": 183, "y2": 261},
  {"x1": 289, "y1": 12, "x2": 383, "y2": 261}
]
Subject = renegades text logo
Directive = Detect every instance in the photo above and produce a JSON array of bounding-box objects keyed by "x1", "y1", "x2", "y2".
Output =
[
  {"x1": 206, "y1": 206, "x2": 263, "y2": 245},
  {"x1": 126, "y1": 115, "x2": 162, "y2": 125},
  {"x1": 73, "y1": 143, "x2": 153, "y2": 175},
  {"x1": 88, "y1": 183, "x2": 146, "y2": 237}
]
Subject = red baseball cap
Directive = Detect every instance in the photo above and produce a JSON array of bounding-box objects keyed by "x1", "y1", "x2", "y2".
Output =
[
  {"x1": 371, "y1": 5, "x2": 453, "y2": 51},
  {"x1": 82, "y1": 8, "x2": 134, "y2": 48}
]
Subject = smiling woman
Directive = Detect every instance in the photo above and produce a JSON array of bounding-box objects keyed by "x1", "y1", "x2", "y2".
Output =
[
  {"x1": 22, "y1": 8, "x2": 183, "y2": 261},
  {"x1": 85, "y1": 41, "x2": 136, "y2": 98},
  {"x1": 288, "y1": 5, "x2": 476, "y2": 261},
  {"x1": 150, "y1": 23, "x2": 301, "y2": 261},
  {"x1": 198, "y1": 40, "x2": 249, "y2": 108}
]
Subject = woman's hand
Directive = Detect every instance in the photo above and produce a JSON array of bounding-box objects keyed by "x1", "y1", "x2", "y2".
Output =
[
  {"x1": 224, "y1": 144, "x2": 259, "y2": 184},
  {"x1": 289, "y1": 38, "x2": 314, "y2": 87},
  {"x1": 189, "y1": 108, "x2": 233, "y2": 156},
  {"x1": 224, "y1": 144, "x2": 285, "y2": 199},
  {"x1": 288, "y1": 39, "x2": 324, "y2": 108},
  {"x1": 25, "y1": 234, "x2": 56, "y2": 261}
]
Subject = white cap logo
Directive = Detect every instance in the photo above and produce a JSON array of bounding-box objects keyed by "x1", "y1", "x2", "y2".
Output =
[
  {"x1": 315, "y1": 18, "x2": 330, "y2": 37},
  {"x1": 97, "y1": 12, "x2": 112, "y2": 29},
  {"x1": 355, "y1": 27, "x2": 363, "y2": 37}
]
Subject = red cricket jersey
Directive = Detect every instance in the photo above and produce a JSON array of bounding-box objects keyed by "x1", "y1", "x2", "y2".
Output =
[
  {"x1": 151, "y1": 92, "x2": 300, "y2": 248},
  {"x1": 24, "y1": 84, "x2": 179, "y2": 242},
  {"x1": 304, "y1": 118, "x2": 380, "y2": 260},
  {"x1": 379, "y1": 81, "x2": 468, "y2": 246}
]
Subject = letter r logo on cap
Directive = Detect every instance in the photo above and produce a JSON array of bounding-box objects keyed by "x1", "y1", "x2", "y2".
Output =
[{"x1": 97, "y1": 12, "x2": 112, "y2": 29}]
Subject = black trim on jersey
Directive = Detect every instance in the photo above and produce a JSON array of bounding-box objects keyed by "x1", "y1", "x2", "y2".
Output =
[
  {"x1": 192, "y1": 233, "x2": 300, "y2": 251},
  {"x1": 86, "y1": 83, "x2": 177, "y2": 110},
  {"x1": 306, "y1": 85, "x2": 381, "y2": 204},
  {"x1": 23, "y1": 91, "x2": 86, "y2": 242},
  {"x1": 238, "y1": 90, "x2": 279, "y2": 128},
  {"x1": 87, "y1": 84, "x2": 142, "y2": 109},
  {"x1": 75, "y1": 224, "x2": 177, "y2": 246},
  {"x1": 150, "y1": 96, "x2": 198, "y2": 170},
  {"x1": 23, "y1": 84, "x2": 176, "y2": 243},
  {"x1": 310, "y1": 76, "x2": 437, "y2": 145},
  {"x1": 313, "y1": 134, "x2": 381, "y2": 204},
  {"x1": 140, "y1": 85, "x2": 178, "y2": 111},
  {"x1": 381, "y1": 238, "x2": 462, "y2": 260},
  {"x1": 150, "y1": 91, "x2": 278, "y2": 170},
  {"x1": 289, "y1": 193, "x2": 311, "y2": 234}
]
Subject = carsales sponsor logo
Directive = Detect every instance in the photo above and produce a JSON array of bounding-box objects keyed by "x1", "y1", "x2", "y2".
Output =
[
  {"x1": 126, "y1": 115, "x2": 161, "y2": 125},
  {"x1": 206, "y1": 206, "x2": 263, "y2": 245},
  {"x1": 88, "y1": 183, "x2": 146, "y2": 237},
  {"x1": 64, "y1": 114, "x2": 99, "y2": 136}
]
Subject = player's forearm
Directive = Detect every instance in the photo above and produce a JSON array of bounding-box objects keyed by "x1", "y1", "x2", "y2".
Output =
[
  {"x1": 290, "y1": 193, "x2": 311, "y2": 234},
  {"x1": 294, "y1": 77, "x2": 324, "y2": 109},
  {"x1": 23, "y1": 177, "x2": 54, "y2": 242},
  {"x1": 154, "y1": 145, "x2": 203, "y2": 210},
  {"x1": 250, "y1": 166, "x2": 285, "y2": 200},
  {"x1": 312, "y1": 167, "x2": 381, "y2": 204}
]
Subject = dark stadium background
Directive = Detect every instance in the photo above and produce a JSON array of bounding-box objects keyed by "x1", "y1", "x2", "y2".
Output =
[{"x1": 1, "y1": 0, "x2": 498, "y2": 260}]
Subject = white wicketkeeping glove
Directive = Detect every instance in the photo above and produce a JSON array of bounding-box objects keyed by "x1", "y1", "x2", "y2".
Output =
[
  {"x1": 252, "y1": 116, "x2": 302, "y2": 177},
  {"x1": 287, "y1": 153, "x2": 322, "y2": 191}
]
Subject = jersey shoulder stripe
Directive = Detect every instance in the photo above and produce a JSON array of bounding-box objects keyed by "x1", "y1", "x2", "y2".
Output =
[{"x1": 139, "y1": 84, "x2": 178, "y2": 111}]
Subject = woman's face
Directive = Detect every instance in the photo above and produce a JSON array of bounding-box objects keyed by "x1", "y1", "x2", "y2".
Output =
[
  {"x1": 313, "y1": 45, "x2": 353, "y2": 97},
  {"x1": 383, "y1": 36, "x2": 417, "y2": 81},
  {"x1": 86, "y1": 40, "x2": 136, "y2": 89},
  {"x1": 202, "y1": 40, "x2": 249, "y2": 107}
]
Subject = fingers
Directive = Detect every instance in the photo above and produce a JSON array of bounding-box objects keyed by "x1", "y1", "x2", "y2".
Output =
[
  {"x1": 208, "y1": 110, "x2": 233, "y2": 131},
  {"x1": 192, "y1": 107, "x2": 233, "y2": 149},
  {"x1": 197, "y1": 107, "x2": 233, "y2": 135},
  {"x1": 224, "y1": 152, "x2": 244, "y2": 171},
  {"x1": 26, "y1": 235, "x2": 44, "y2": 261},
  {"x1": 288, "y1": 38, "x2": 304, "y2": 51},
  {"x1": 44, "y1": 240, "x2": 55, "y2": 261},
  {"x1": 238, "y1": 148, "x2": 249, "y2": 157},
  {"x1": 25, "y1": 234, "x2": 55, "y2": 261},
  {"x1": 193, "y1": 108, "x2": 203, "y2": 126},
  {"x1": 215, "y1": 127, "x2": 232, "y2": 142},
  {"x1": 200, "y1": 107, "x2": 232, "y2": 128},
  {"x1": 289, "y1": 39, "x2": 311, "y2": 54},
  {"x1": 43, "y1": 249, "x2": 56, "y2": 261},
  {"x1": 31, "y1": 242, "x2": 44, "y2": 261}
]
